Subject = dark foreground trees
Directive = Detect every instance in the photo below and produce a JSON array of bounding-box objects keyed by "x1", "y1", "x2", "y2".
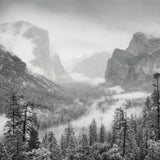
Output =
[{"x1": 0, "y1": 91, "x2": 43, "y2": 160}]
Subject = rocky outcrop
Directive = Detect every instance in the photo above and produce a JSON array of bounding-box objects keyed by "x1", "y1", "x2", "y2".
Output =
[
  {"x1": 127, "y1": 32, "x2": 160, "y2": 56},
  {"x1": 0, "y1": 47, "x2": 61, "y2": 93},
  {"x1": 105, "y1": 32, "x2": 160, "y2": 89},
  {"x1": 52, "y1": 54, "x2": 72, "y2": 83},
  {"x1": 0, "y1": 21, "x2": 72, "y2": 83}
]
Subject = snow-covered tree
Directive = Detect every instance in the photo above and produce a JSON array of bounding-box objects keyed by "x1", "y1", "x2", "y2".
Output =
[
  {"x1": 145, "y1": 140, "x2": 160, "y2": 160},
  {"x1": 66, "y1": 134, "x2": 76, "y2": 160},
  {"x1": 76, "y1": 128, "x2": 90, "y2": 160},
  {"x1": 108, "y1": 144, "x2": 123, "y2": 160},
  {"x1": 25, "y1": 148, "x2": 51, "y2": 160},
  {"x1": 3, "y1": 91, "x2": 24, "y2": 160},
  {"x1": 62, "y1": 120, "x2": 74, "y2": 155},
  {"x1": 89, "y1": 119, "x2": 98, "y2": 146},
  {"x1": 99, "y1": 123, "x2": 106, "y2": 143},
  {"x1": 42, "y1": 131, "x2": 60, "y2": 160}
]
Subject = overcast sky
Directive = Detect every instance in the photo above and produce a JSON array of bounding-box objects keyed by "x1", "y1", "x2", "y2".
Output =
[{"x1": 0, "y1": 0, "x2": 160, "y2": 67}]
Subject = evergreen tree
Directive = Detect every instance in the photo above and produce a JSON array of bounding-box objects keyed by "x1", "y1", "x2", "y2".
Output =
[
  {"x1": 47, "y1": 131, "x2": 60, "y2": 160},
  {"x1": 152, "y1": 73, "x2": 160, "y2": 140},
  {"x1": 107, "y1": 144, "x2": 123, "y2": 160},
  {"x1": 77, "y1": 128, "x2": 90, "y2": 160},
  {"x1": 28, "y1": 126, "x2": 40, "y2": 151},
  {"x1": 25, "y1": 148, "x2": 51, "y2": 160},
  {"x1": 42, "y1": 133, "x2": 48, "y2": 149},
  {"x1": 28, "y1": 112, "x2": 40, "y2": 151},
  {"x1": 3, "y1": 91, "x2": 24, "y2": 160},
  {"x1": 99, "y1": 123, "x2": 106, "y2": 143},
  {"x1": 145, "y1": 140, "x2": 160, "y2": 160},
  {"x1": 66, "y1": 134, "x2": 76, "y2": 160},
  {"x1": 21, "y1": 100, "x2": 33, "y2": 143},
  {"x1": 63, "y1": 120, "x2": 74, "y2": 155},
  {"x1": 112, "y1": 108, "x2": 131, "y2": 159},
  {"x1": 89, "y1": 119, "x2": 98, "y2": 146},
  {"x1": 60, "y1": 134, "x2": 65, "y2": 157}
]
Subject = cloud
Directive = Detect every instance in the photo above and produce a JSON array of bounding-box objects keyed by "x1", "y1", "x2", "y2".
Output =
[
  {"x1": 70, "y1": 72, "x2": 105, "y2": 85},
  {"x1": 1, "y1": 0, "x2": 160, "y2": 31},
  {"x1": 1, "y1": 0, "x2": 160, "y2": 69},
  {"x1": 0, "y1": 22, "x2": 45, "y2": 75}
]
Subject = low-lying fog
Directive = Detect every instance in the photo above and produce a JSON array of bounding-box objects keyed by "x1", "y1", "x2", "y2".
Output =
[
  {"x1": 40, "y1": 86, "x2": 150, "y2": 140},
  {"x1": 0, "y1": 86, "x2": 150, "y2": 140}
]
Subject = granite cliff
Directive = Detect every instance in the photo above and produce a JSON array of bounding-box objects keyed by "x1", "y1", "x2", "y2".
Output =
[
  {"x1": 105, "y1": 32, "x2": 160, "y2": 90},
  {"x1": 0, "y1": 21, "x2": 72, "y2": 83}
]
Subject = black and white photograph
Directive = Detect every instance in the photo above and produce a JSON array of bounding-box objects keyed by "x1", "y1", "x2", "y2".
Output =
[{"x1": 0, "y1": 0, "x2": 160, "y2": 159}]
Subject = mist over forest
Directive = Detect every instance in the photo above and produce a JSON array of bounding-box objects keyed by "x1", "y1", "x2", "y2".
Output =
[{"x1": 1, "y1": 0, "x2": 160, "y2": 160}]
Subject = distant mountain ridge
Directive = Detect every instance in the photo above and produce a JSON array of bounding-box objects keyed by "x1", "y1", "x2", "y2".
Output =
[
  {"x1": 105, "y1": 32, "x2": 160, "y2": 90},
  {"x1": 0, "y1": 21, "x2": 72, "y2": 83},
  {"x1": 72, "y1": 51, "x2": 111, "y2": 78}
]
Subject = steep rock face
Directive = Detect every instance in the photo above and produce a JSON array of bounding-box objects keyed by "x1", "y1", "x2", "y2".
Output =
[
  {"x1": 127, "y1": 32, "x2": 160, "y2": 56},
  {"x1": 72, "y1": 51, "x2": 111, "y2": 78},
  {"x1": 105, "y1": 33, "x2": 160, "y2": 89},
  {"x1": 52, "y1": 54, "x2": 72, "y2": 83},
  {"x1": 0, "y1": 47, "x2": 61, "y2": 93},
  {"x1": 0, "y1": 48, "x2": 83, "y2": 128},
  {"x1": 0, "y1": 21, "x2": 71, "y2": 83},
  {"x1": 106, "y1": 49, "x2": 130, "y2": 84}
]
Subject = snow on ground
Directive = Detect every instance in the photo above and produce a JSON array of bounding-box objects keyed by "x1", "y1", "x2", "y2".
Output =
[{"x1": 0, "y1": 115, "x2": 7, "y2": 137}]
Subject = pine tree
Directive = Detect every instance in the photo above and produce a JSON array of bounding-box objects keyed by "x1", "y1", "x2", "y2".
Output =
[
  {"x1": 126, "y1": 115, "x2": 140, "y2": 160},
  {"x1": 21, "y1": 100, "x2": 33, "y2": 143},
  {"x1": 89, "y1": 119, "x2": 98, "y2": 146},
  {"x1": 28, "y1": 113, "x2": 40, "y2": 151},
  {"x1": 60, "y1": 134, "x2": 65, "y2": 157},
  {"x1": 25, "y1": 147, "x2": 51, "y2": 160},
  {"x1": 112, "y1": 108, "x2": 130, "y2": 159},
  {"x1": 112, "y1": 108, "x2": 123, "y2": 145},
  {"x1": 28, "y1": 126, "x2": 40, "y2": 151},
  {"x1": 77, "y1": 128, "x2": 90, "y2": 160},
  {"x1": 47, "y1": 131, "x2": 60, "y2": 160},
  {"x1": 66, "y1": 134, "x2": 76, "y2": 160},
  {"x1": 99, "y1": 123, "x2": 106, "y2": 143},
  {"x1": 107, "y1": 144, "x2": 123, "y2": 160},
  {"x1": 63, "y1": 120, "x2": 74, "y2": 155},
  {"x1": 152, "y1": 73, "x2": 160, "y2": 140},
  {"x1": 3, "y1": 91, "x2": 24, "y2": 160},
  {"x1": 145, "y1": 140, "x2": 160, "y2": 160},
  {"x1": 42, "y1": 133, "x2": 48, "y2": 149}
]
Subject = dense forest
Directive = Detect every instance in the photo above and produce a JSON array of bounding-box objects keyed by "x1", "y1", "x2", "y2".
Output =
[{"x1": 1, "y1": 74, "x2": 160, "y2": 160}]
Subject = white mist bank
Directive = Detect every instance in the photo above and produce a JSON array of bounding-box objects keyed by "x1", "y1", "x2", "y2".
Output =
[
  {"x1": 114, "y1": 92, "x2": 150, "y2": 100},
  {"x1": 41, "y1": 99, "x2": 126, "y2": 140},
  {"x1": 70, "y1": 72, "x2": 105, "y2": 85},
  {"x1": 0, "y1": 86, "x2": 150, "y2": 141},
  {"x1": 41, "y1": 90, "x2": 150, "y2": 140}
]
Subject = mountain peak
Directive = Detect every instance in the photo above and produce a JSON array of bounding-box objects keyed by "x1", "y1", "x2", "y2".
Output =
[
  {"x1": 0, "y1": 21, "x2": 72, "y2": 83},
  {"x1": 105, "y1": 32, "x2": 160, "y2": 90},
  {"x1": 127, "y1": 32, "x2": 160, "y2": 56}
]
